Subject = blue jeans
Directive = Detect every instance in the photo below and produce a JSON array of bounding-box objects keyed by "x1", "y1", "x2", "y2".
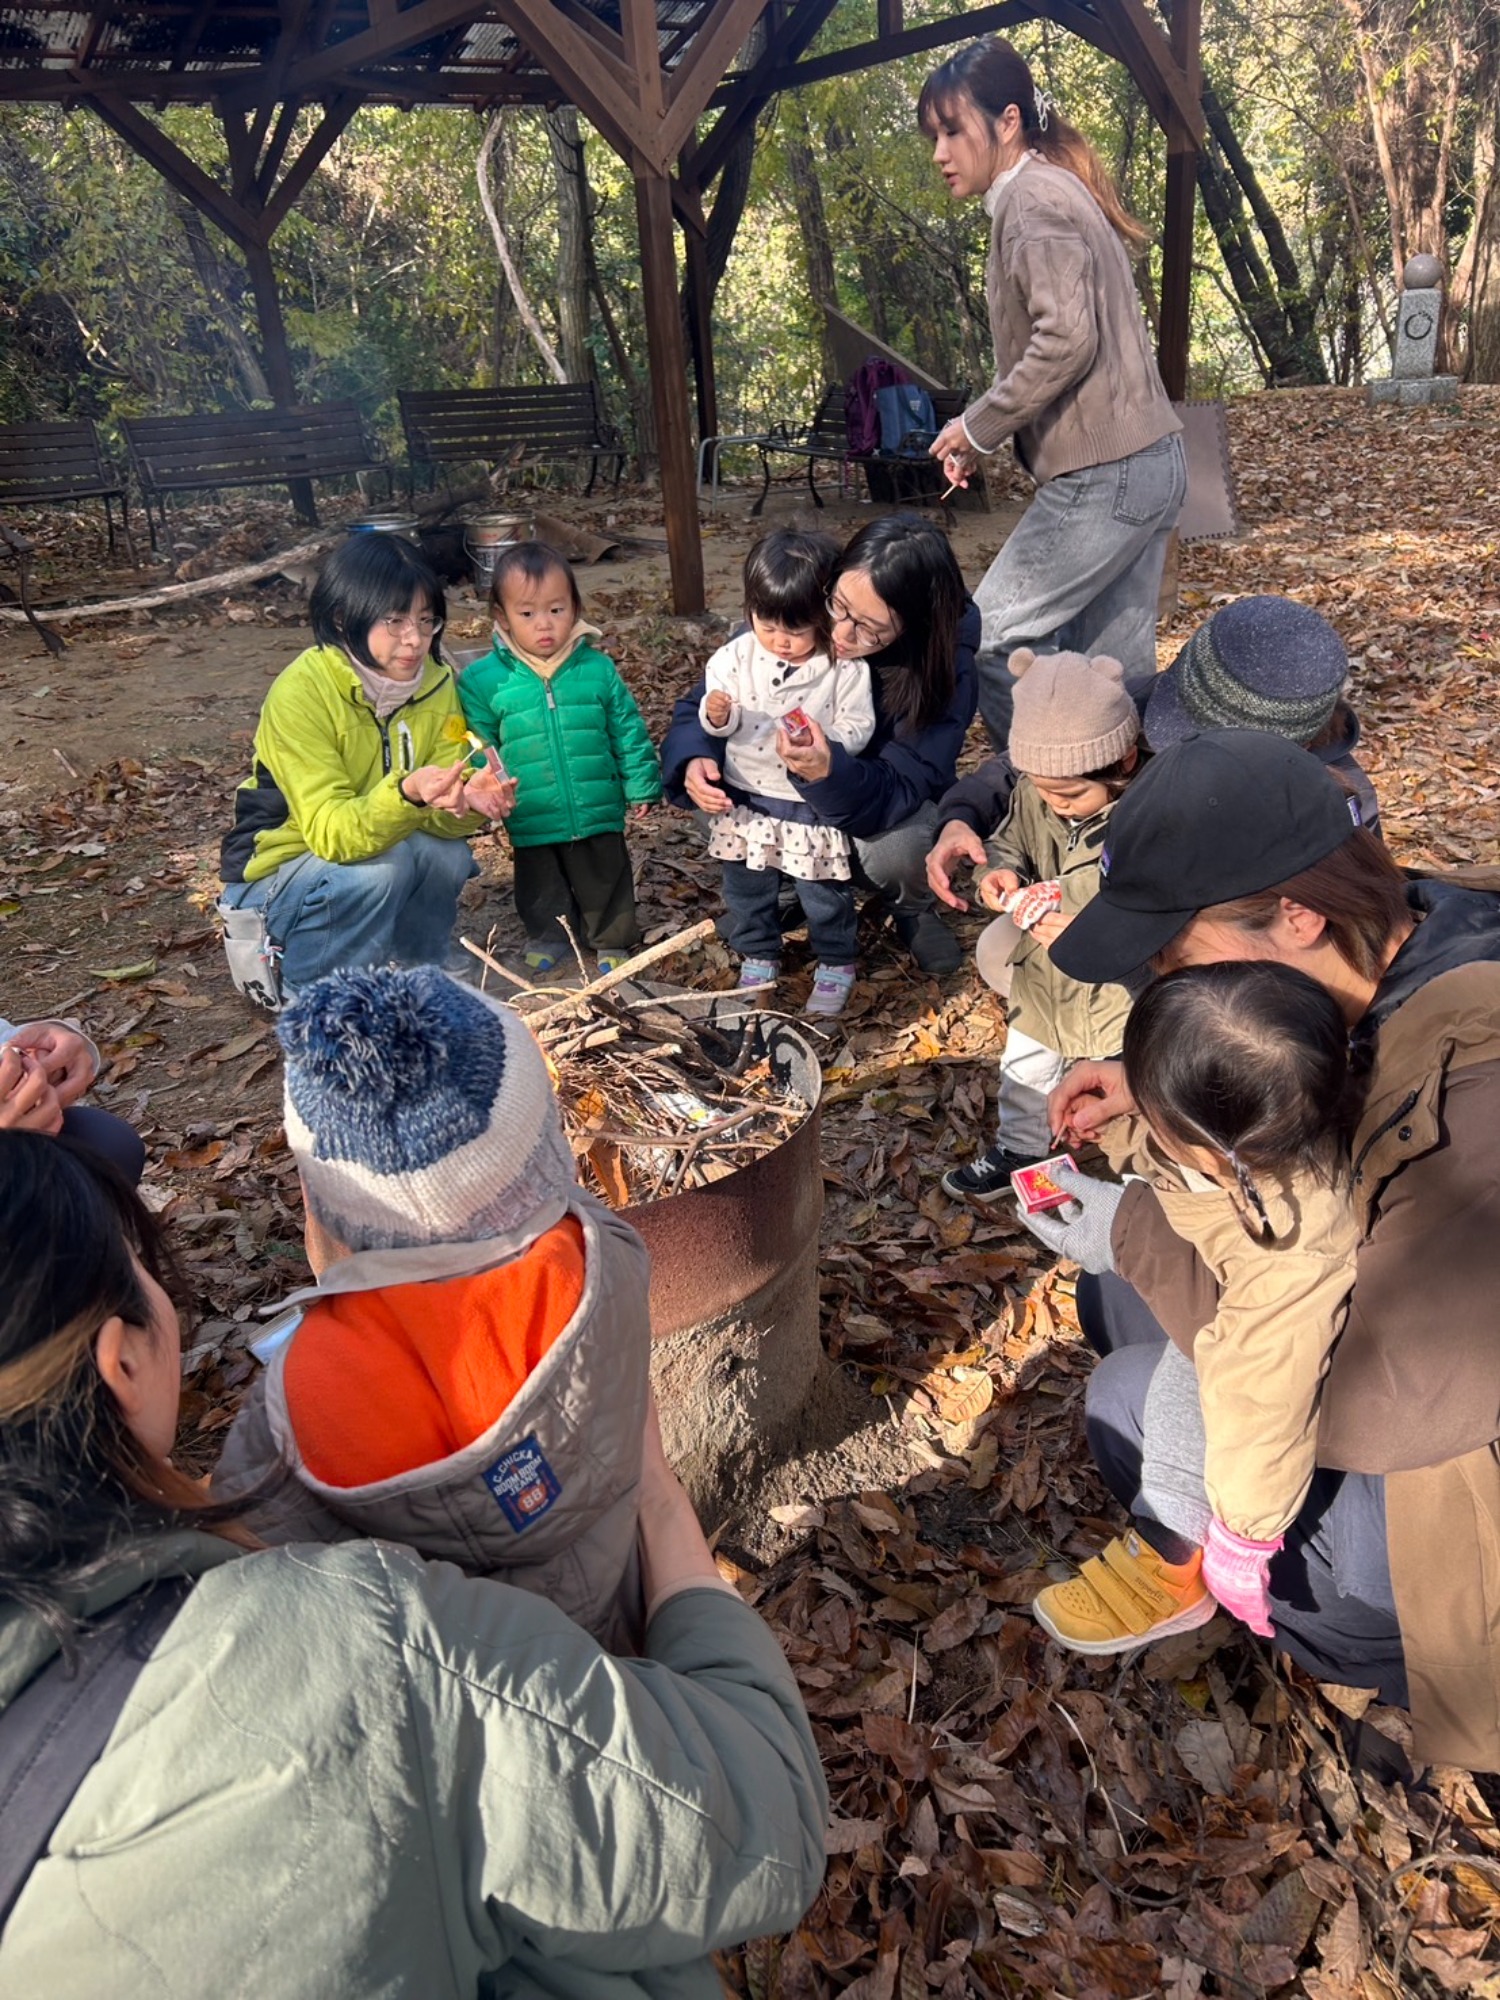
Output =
[
  {"x1": 973, "y1": 434, "x2": 1187, "y2": 747},
  {"x1": 721, "y1": 862, "x2": 858, "y2": 964},
  {"x1": 222, "y1": 833, "x2": 477, "y2": 992}
]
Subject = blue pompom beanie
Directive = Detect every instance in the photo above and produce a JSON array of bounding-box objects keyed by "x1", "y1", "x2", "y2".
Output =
[{"x1": 277, "y1": 966, "x2": 575, "y2": 1252}]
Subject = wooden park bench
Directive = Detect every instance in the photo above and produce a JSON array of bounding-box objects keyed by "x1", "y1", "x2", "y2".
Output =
[
  {"x1": 122, "y1": 402, "x2": 390, "y2": 547},
  {"x1": 0, "y1": 420, "x2": 135, "y2": 559},
  {"x1": 399, "y1": 384, "x2": 626, "y2": 497},
  {"x1": 0, "y1": 420, "x2": 139, "y2": 655}
]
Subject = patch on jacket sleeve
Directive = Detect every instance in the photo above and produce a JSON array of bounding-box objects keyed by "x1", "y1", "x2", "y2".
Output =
[{"x1": 483, "y1": 1435, "x2": 562, "y2": 1530}]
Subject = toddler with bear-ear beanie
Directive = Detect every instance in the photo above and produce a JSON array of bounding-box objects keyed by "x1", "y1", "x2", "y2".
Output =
[
  {"x1": 942, "y1": 648, "x2": 1143, "y2": 1208},
  {"x1": 214, "y1": 964, "x2": 651, "y2": 1652}
]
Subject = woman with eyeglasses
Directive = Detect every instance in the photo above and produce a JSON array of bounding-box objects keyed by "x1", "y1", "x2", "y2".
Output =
[
  {"x1": 218, "y1": 534, "x2": 514, "y2": 1001},
  {"x1": 662, "y1": 514, "x2": 977, "y2": 976},
  {"x1": 920, "y1": 37, "x2": 1185, "y2": 750}
]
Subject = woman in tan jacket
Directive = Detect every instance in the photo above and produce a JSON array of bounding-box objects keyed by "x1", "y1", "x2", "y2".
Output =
[{"x1": 919, "y1": 37, "x2": 1185, "y2": 749}]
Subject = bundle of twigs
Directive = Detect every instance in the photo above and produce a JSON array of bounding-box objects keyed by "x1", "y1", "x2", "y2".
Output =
[{"x1": 459, "y1": 920, "x2": 805, "y2": 1206}]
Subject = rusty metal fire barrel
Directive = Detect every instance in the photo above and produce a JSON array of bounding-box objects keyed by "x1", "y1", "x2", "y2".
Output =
[{"x1": 621, "y1": 995, "x2": 824, "y2": 1520}]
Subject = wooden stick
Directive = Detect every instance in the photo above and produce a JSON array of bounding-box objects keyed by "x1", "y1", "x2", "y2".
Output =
[
  {"x1": 522, "y1": 918, "x2": 718, "y2": 1028},
  {"x1": 0, "y1": 532, "x2": 341, "y2": 627},
  {"x1": 459, "y1": 934, "x2": 534, "y2": 990}
]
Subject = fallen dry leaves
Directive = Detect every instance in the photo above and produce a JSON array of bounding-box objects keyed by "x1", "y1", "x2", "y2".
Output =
[{"x1": 4, "y1": 392, "x2": 1500, "y2": 1992}]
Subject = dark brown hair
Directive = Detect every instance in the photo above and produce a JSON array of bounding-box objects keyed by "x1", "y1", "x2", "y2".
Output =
[
  {"x1": 1125, "y1": 963, "x2": 1355, "y2": 1197},
  {"x1": 917, "y1": 37, "x2": 1149, "y2": 252},
  {"x1": 310, "y1": 533, "x2": 447, "y2": 671},
  {"x1": 0, "y1": 1135, "x2": 253, "y2": 1648},
  {"x1": 833, "y1": 514, "x2": 964, "y2": 734},
  {"x1": 743, "y1": 529, "x2": 840, "y2": 651},
  {"x1": 1153, "y1": 828, "x2": 1411, "y2": 984}
]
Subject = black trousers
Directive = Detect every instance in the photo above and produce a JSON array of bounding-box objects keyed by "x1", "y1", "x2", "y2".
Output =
[
  {"x1": 512, "y1": 834, "x2": 640, "y2": 953},
  {"x1": 1078, "y1": 1269, "x2": 1409, "y2": 1705}
]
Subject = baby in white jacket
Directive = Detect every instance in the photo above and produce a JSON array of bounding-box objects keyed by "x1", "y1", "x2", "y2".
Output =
[{"x1": 698, "y1": 530, "x2": 873, "y2": 1018}]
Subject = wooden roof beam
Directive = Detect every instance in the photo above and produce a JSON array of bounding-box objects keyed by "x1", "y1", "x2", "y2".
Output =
[
  {"x1": 1097, "y1": 0, "x2": 1203, "y2": 140},
  {"x1": 262, "y1": 90, "x2": 361, "y2": 228},
  {"x1": 659, "y1": 0, "x2": 768, "y2": 163},
  {"x1": 223, "y1": 0, "x2": 485, "y2": 104},
  {"x1": 489, "y1": 0, "x2": 655, "y2": 166},
  {"x1": 691, "y1": 0, "x2": 839, "y2": 188},
  {"x1": 88, "y1": 88, "x2": 260, "y2": 243}
]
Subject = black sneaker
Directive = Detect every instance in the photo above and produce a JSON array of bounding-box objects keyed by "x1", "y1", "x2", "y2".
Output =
[
  {"x1": 894, "y1": 907, "x2": 962, "y2": 976},
  {"x1": 941, "y1": 1142, "x2": 1042, "y2": 1203}
]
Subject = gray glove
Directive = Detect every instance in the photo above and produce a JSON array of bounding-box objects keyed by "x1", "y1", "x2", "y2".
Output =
[{"x1": 1018, "y1": 1163, "x2": 1123, "y2": 1273}]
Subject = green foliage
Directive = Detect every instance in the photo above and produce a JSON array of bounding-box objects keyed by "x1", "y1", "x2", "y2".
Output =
[{"x1": 0, "y1": 0, "x2": 1470, "y2": 439}]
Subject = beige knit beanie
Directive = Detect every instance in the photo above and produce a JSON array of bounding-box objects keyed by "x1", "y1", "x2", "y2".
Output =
[{"x1": 1006, "y1": 648, "x2": 1140, "y2": 778}]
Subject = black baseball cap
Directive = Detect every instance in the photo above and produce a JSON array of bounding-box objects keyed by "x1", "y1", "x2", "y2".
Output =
[{"x1": 1050, "y1": 729, "x2": 1364, "y2": 983}]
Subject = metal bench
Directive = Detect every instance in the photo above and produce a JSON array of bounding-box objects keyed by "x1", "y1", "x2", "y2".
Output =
[
  {"x1": 749, "y1": 386, "x2": 983, "y2": 517},
  {"x1": 399, "y1": 384, "x2": 625, "y2": 498},
  {"x1": 122, "y1": 403, "x2": 390, "y2": 546},
  {"x1": 747, "y1": 387, "x2": 851, "y2": 517}
]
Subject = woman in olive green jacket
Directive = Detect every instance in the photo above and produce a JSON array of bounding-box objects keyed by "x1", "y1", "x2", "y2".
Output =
[{"x1": 0, "y1": 1135, "x2": 828, "y2": 1998}]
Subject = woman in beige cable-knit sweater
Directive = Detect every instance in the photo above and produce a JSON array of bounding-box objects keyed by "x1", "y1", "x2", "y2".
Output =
[{"x1": 920, "y1": 37, "x2": 1186, "y2": 752}]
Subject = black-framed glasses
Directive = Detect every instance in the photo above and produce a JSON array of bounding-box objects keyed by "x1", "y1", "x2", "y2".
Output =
[{"x1": 825, "y1": 592, "x2": 895, "y2": 651}]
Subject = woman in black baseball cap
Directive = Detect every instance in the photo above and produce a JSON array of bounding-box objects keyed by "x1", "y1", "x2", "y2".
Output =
[{"x1": 1032, "y1": 728, "x2": 1500, "y2": 1779}]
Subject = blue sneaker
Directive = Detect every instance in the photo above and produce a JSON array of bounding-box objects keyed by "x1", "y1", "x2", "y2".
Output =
[
  {"x1": 736, "y1": 956, "x2": 780, "y2": 993},
  {"x1": 807, "y1": 963, "x2": 856, "y2": 1018}
]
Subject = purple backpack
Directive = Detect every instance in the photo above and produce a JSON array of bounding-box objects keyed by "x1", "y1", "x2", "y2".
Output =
[{"x1": 844, "y1": 357, "x2": 912, "y2": 457}]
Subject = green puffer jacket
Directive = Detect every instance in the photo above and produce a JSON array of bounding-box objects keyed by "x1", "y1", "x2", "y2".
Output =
[
  {"x1": 981, "y1": 779, "x2": 1133, "y2": 1058},
  {"x1": 0, "y1": 1533, "x2": 828, "y2": 2000},
  {"x1": 460, "y1": 638, "x2": 661, "y2": 849}
]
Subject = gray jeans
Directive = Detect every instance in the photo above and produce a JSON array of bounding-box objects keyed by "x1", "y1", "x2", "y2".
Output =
[{"x1": 974, "y1": 433, "x2": 1187, "y2": 747}]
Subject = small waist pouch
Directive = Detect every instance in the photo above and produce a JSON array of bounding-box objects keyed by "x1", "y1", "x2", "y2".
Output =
[{"x1": 217, "y1": 899, "x2": 284, "y2": 1012}]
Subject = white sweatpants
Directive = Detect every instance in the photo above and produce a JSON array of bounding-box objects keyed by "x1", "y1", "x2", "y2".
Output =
[{"x1": 996, "y1": 1024, "x2": 1069, "y2": 1159}]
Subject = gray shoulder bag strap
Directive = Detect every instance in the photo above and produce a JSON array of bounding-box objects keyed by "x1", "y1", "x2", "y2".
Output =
[{"x1": 0, "y1": 1575, "x2": 193, "y2": 1929}]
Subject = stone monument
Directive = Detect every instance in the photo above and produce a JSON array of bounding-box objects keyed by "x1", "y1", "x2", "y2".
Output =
[{"x1": 1369, "y1": 254, "x2": 1459, "y2": 406}]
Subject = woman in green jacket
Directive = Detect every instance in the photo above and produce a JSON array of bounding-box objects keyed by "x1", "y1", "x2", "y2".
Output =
[
  {"x1": 0, "y1": 1134, "x2": 829, "y2": 1996},
  {"x1": 219, "y1": 534, "x2": 513, "y2": 1000}
]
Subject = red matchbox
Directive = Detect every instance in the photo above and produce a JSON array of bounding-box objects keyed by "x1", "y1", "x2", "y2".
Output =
[
  {"x1": 782, "y1": 706, "x2": 814, "y2": 745},
  {"x1": 1011, "y1": 1153, "x2": 1077, "y2": 1215}
]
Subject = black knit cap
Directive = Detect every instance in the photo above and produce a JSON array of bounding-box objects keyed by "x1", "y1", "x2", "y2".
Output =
[
  {"x1": 1145, "y1": 595, "x2": 1348, "y2": 750},
  {"x1": 1049, "y1": 729, "x2": 1363, "y2": 982}
]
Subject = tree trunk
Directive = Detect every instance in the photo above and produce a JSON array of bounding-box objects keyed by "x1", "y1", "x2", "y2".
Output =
[
  {"x1": 545, "y1": 107, "x2": 594, "y2": 383},
  {"x1": 1201, "y1": 80, "x2": 1328, "y2": 383},
  {"x1": 177, "y1": 204, "x2": 272, "y2": 403},
  {"x1": 477, "y1": 111, "x2": 567, "y2": 384},
  {"x1": 1455, "y1": 21, "x2": 1500, "y2": 380},
  {"x1": 1339, "y1": 0, "x2": 1470, "y2": 291},
  {"x1": 782, "y1": 96, "x2": 840, "y2": 383}
]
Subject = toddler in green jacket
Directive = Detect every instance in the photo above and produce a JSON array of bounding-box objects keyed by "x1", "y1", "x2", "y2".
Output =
[{"x1": 460, "y1": 541, "x2": 661, "y2": 973}]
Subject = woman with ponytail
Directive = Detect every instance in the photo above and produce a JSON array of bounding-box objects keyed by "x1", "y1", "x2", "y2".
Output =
[
  {"x1": 920, "y1": 37, "x2": 1186, "y2": 751},
  {"x1": 0, "y1": 1135, "x2": 826, "y2": 1994}
]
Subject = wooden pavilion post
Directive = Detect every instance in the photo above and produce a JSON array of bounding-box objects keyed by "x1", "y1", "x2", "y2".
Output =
[
  {"x1": 636, "y1": 170, "x2": 706, "y2": 610},
  {"x1": 1156, "y1": 0, "x2": 1202, "y2": 400}
]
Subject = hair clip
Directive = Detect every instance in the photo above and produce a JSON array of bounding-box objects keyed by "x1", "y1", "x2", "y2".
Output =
[
  {"x1": 1033, "y1": 85, "x2": 1055, "y2": 132},
  {"x1": 1228, "y1": 1148, "x2": 1273, "y2": 1240}
]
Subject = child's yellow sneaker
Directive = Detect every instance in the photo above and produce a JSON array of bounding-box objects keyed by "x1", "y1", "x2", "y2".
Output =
[{"x1": 1033, "y1": 1532, "x2": 1214, "y2": 1655}]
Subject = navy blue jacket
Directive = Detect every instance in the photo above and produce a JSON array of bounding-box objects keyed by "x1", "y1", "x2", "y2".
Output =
[{"x1": 661, "y1": 600, "x2": 979, "y2": 841}]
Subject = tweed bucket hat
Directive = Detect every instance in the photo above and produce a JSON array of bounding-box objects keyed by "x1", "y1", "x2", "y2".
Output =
[{"x1": 1146, "y1": 595, "x2": 1347, "y2": 750}]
